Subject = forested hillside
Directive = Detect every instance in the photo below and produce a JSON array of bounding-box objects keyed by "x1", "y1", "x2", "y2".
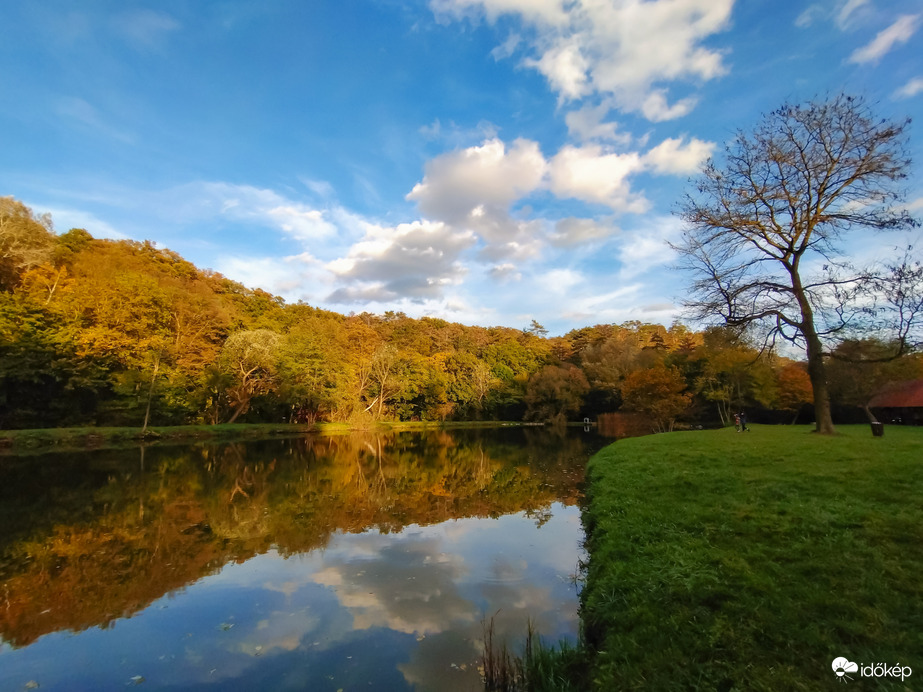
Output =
[{"x1": 2, "y1": 196, "x2": 919, "y2": 429}]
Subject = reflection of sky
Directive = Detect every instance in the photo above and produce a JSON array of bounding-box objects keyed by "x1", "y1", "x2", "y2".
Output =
[{"x1": 0, "y1": 503, "x2": 583, "y2": 691}]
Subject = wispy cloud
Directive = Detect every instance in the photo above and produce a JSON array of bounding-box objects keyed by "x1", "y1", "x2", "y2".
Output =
[
  {"x1": 848, "y1": 14, "x2": 920, "y2": 64},
  {"x1": 111, "y1": 9, "x2": 181, "y2": 49},
  {"x1": 894, "y1": 76, "x2": 923, "y2": 99},
  {"x1": 54, "y1": 97, "x2": 134, "y2": 143},
  {"x1": 31, "y1": 204, "x2": 128, "y2": 240},
  {"x1": 836, "y1": 0, "x2": 871, "y2": 30}
]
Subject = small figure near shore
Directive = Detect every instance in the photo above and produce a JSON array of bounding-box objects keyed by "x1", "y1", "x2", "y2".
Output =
[
  {"x1": 734, "y1": 413, "x2": 741, "y2": 432},
  {"x1": 739, "y1": 411, "x2": 749, "y2": 432}
]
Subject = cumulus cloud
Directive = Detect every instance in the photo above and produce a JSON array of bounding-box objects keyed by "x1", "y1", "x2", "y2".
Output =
[
  {"x1": 406, "y1": 138, "x2": 548, "y2": 261},
  {"x1": 407, "y1": 138, "x2": 546, "y2": 221},
  {"x1": 548, "y1": 144, "x2": 648, "y2": 212},
  {"x1": 326, "y1": 220, "x2": 475, "y2": 303},
  {"x1": 848, "y1": 14, "x2": 920, "y2": 64},
  {"x1": 642, "y1": 136, "x2": 714, "y2": 175},
  {"x1": 523, "y1": 38, "x2": 592, "y2": 101},
  {"x1": 432, "y1": 0, "x2": 734, "y2": 120}
]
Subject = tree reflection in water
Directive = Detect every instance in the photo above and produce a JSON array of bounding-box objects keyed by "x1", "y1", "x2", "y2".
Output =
[{"x1": 0, "y1": 427, "x2": 605, "y2": 691}]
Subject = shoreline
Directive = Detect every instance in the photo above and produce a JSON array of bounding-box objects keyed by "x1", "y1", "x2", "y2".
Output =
[{"x1": 0, "y1": 420, "x2": 541, "y2": 454}]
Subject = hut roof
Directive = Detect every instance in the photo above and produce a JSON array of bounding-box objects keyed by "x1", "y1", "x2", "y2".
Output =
[{"x1": 868, "y1": 379, "x2": 923, "y2": 408}]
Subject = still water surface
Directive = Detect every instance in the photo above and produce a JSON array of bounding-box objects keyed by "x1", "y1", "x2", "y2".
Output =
[{"x1": 0, "y1": 427, "x2": 607, "y2": 691}]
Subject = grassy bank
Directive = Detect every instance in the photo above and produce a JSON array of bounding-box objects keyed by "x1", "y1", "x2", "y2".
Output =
[
  {"x1": 575, "y1": 424, "x2": 922, "y2": 690},
  {"x1": 0, "y1": 420, "x2": 528, "y2": 453}
]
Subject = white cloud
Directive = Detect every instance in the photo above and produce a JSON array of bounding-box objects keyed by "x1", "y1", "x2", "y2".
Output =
[
  {"x1": 642, "y1": 136, "x2": 714, "y2": 175},
  {"x1": 435, "y1": 0, "x2": 735, "y2": 120},
  {"x1": 407, "y1": 138, "x2": 546, "y2": 222},
  {"x1": 848, "y1": 14, "x2": 920, "y2": 64},
  {"x1": 640, "y1": 90, "x2": 698, "y2": 122},
  {"x1": 406, "y1": 138, "x2": 549, "y2": 261},
  {"x1": 894, "y1": 76, "x2": 923, "y2": 99},
  {"x1": 548, "y1": 144, "x2": 647, "y2": 212},
  {"x1": 523, "y1": 38, "x2": 591, "y2": 101},
  {"x1": 564, "y1": 103, "x2": 631, "y2": 143},
  {"x1": 267, "y1": 206, "x2": 338, "y2": 241}
]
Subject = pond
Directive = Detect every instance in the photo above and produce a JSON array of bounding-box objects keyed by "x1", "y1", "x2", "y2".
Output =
[{"x1": 0, "y1": 427, "x2": 608, "y2": 691}]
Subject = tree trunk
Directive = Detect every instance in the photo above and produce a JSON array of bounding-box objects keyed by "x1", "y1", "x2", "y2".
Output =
[
  {"x1": 142, "y1": 353, "x2": 160, "y2": 433},
  {"x1": 792, "y1": 268, "x2": 836, "y2": 435},
  {"x1": 804, "y1": 331, "x2": 836, "y2": 434},
  {"x1": 226, "y1": 400, "x2": 248, "y2": 424}
]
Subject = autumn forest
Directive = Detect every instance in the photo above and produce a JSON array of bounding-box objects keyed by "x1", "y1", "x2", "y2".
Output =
[{"x1": 2, "y1": 195, "x2": 921, "y2": 432}]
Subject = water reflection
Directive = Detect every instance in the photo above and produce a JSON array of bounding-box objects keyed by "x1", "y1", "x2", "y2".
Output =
[{"x1": 0, "y1": 427, "x2": 604, "y2": 691}]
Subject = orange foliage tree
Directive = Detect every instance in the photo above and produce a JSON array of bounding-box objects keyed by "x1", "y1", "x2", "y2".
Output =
[{"x1": 621, "y1": 365, "x2": 692, "y2": 432}]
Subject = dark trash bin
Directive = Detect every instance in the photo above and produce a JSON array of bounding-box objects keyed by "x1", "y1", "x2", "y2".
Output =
[{"x1": 870, "y1": 422, "x2": 884, "y2": 437}]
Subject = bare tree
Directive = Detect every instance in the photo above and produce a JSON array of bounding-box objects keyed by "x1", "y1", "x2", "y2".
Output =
[{"x1": 674, "y1": 94, "x2": 920, "y2": 434}]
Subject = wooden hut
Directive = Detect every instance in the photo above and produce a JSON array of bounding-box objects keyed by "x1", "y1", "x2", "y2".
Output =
[{"x1": 868, "y1": 379, "x2": 923, "y2": 425}]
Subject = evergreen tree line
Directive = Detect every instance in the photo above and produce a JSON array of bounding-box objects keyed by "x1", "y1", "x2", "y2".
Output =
[{"x1": 2, "y1": 196, "x2": 920, "y2": 430}]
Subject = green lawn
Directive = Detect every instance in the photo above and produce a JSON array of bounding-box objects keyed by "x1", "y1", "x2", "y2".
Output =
[{"x1": 579, "y1": 425, "x2": 922, "y2": 691}]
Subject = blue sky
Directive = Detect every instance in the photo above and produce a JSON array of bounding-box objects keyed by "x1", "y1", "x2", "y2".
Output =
[{"x1": 1, "y1": 0, "x2": 921, "y2": 335}]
